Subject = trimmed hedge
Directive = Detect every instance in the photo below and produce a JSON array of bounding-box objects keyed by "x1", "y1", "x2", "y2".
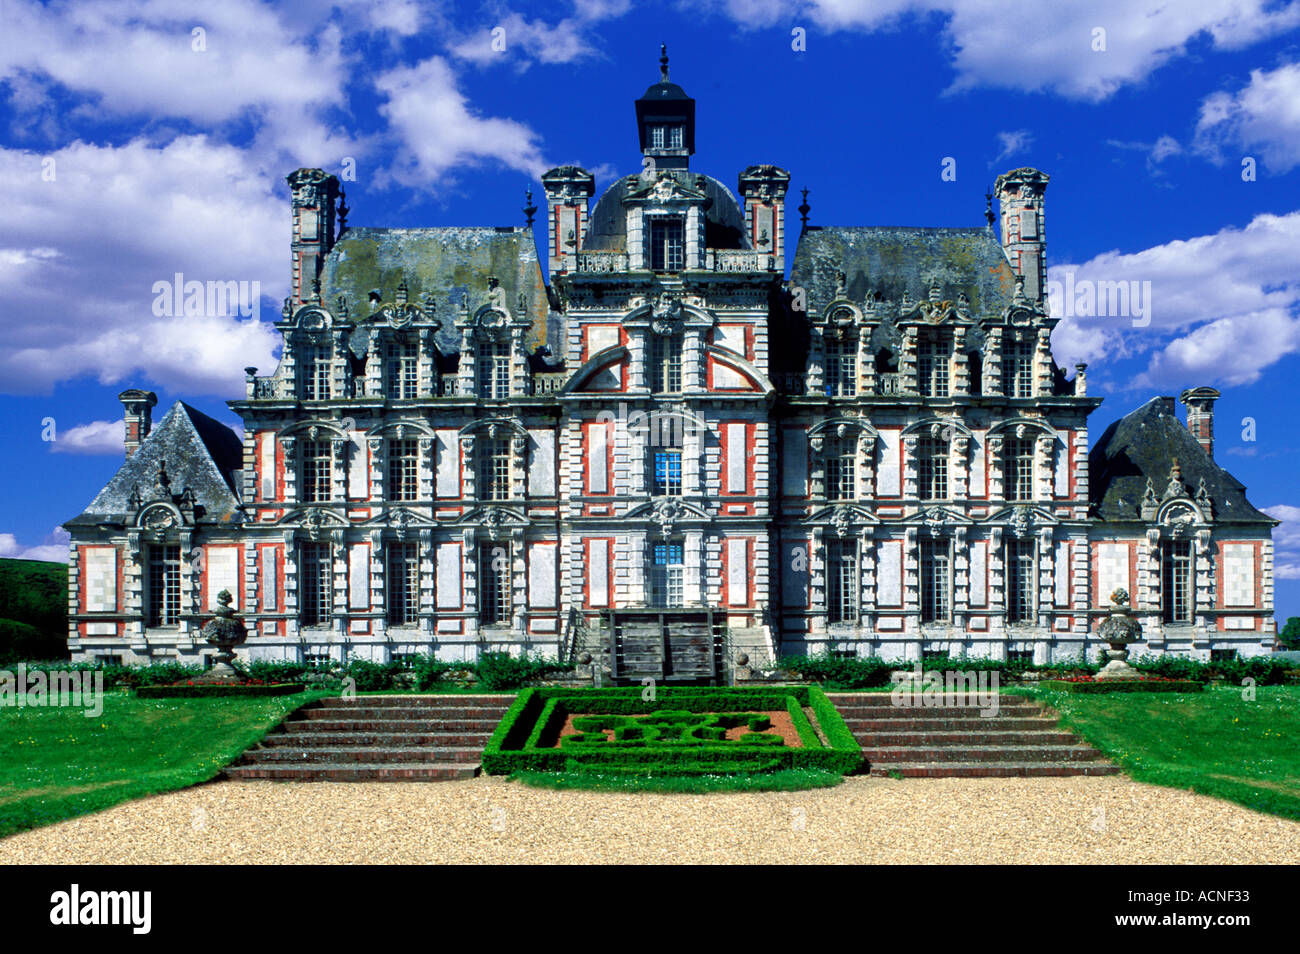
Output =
[
  {"x1": 135, "y1": 683, "x2": 303, "y2": 698},
  {"x1": 480, "y1": 686, "x2": 863, "y2": 776},
  {"x1": 1039, "y1": 679, "x2": 1204, "y2": 694}
]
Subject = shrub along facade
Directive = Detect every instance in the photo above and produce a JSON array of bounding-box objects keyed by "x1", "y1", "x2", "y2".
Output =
[{"x1": 63, "y1": 53, "x2": 1279, "y2": 672}]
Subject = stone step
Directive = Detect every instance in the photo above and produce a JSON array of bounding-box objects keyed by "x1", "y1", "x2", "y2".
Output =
[
  {"x1": 833, "y1": 705, "x2": 1038, "y2": 719},
  {"x1": 841, "y1": 717, "x2": 1058, "y2": 731},
  {"x1": 283, "y1": 718, "x2": 500, "y2": 733},
  {"x1": 867, "y1": 762, "x2": 1123, "y2": 778},
  {"x1": 314, "y1": 695, "x2": 514, "y2": 708},
  {"x1": 860, "y1": 745, "x2": 1104, "y2": 763},
  {"x1": 241, "y1": 746, "x2": 483, "y2": 764},
  {"x1": 224, "y1": 763, "x2": 478, "y2": 782},
  {"x1": 262, "y1": 731, "x2": 492, "y2": 748},
  {"x1": 852, "y1": 730, "x2": 1080, "y2": 746},
  {"x1": 298, "y1": 706, "x2": 509, "y2": 721}
]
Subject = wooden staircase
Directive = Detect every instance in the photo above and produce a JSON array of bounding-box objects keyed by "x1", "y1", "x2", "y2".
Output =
[
  {"x1": 223, "y1": 695, "x2": 513, "y2": 782},
  {"x1": 608, "y1": 609, "x2": 724, "y2": 684},
  {"x1": 827, "y1": 693, "x2": 1121, "y2": 778}
]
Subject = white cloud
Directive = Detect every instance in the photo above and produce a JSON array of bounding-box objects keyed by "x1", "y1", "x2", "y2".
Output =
[
  {"x1": 1196, "y1": 60, "x2": 1300, "y2": 173},
  {"x1": 993, "y1": 130, "x2": 1033, "y2": 163},
  {"x1": 0, "y1": 1, "x2": 350, "y2": 148},
  {"x1": 1049, "y1": 210, "x2": 1300, "y2": 388},
  {"x1": 49, "y1": 419, "x2": 125, "y2": 455},
  {"x1": 375, "y1": 56, "x2": 548, "y2": 185},
  {"x1": 0, "y1": 136, "x2": 285, "y2": 396},
  {"x1": 705, "y1": 1, "x2": 1300, "y2": 101},
  {"x1": 1264, "y1": 504, "x2": 1300, "y2": 579},
  {"x1": 448, "y1": 13, "x2": 596, "y2": 68},
  {"x1": 0, "y1": 527, "x2": 70, "y2": 563}
]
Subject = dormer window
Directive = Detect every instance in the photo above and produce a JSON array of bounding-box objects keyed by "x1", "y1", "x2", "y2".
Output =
[
  {"x1": 1002, "y1": 339, "x2": 1034, "y2": 398},
  {"x1": 478, "y1": 339, "x2": 511, "y2": 399},
  {"x1": 824, "y1": 336, "x2": 857, "y2": 397},
  {"x1": 385, "y1": 338, "x2": 418, "y2": 399},
  {"x1": 298, "y1": 343, "x2": 331, "y2": 401},
  {"x1": 650, "y1": 216, "x2": 685, "y2": 272}
]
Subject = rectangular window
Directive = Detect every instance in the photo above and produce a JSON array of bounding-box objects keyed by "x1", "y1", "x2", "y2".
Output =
[
  {"x1": 1001, "y1": 340, "x2": 1035, "y2": 398},
  {"x1": 477, "y1": 437, "x2": 511, "y2": 501},
  {"x1": 1006, "y1": 539, "x2": 1036, "y2": 623},
  {"x1": 823, "y1": 337, "x2": 857, "y2": 397},
  {"x1": 826, "y1": 539, "x2": 859, "y2": 624},
  {"x1": 386, "y1": 542, "x2": 420, "y2": 625},
  {"x1": 650, "y1": 217, "x2": 685, "y2": 272},
  {"x1": 917, "y1": 437, "x2": 949, "y2": 501},
  {"x1": 1162, "y1": 540, "x2": 1193, "y2": 623},
  {"x1": 918, "y1": 338, "x2": 950, "y2": 397},
  {"x1": 299, "y1": 542, "x2": 332, "y2": 627},
  {"x1": 298, "y1": 343, "x2": 331, "y2": 401},
  {"x1": 650, "y1": 540, "x2": 685, "y2": 608},
  {"x1": 387, "y1": 438, "x2": 419, "y2": 502},
  {"x1": 300, "y1": 439, "x2": 332, "y2": 503},
  {"x1": 146, "y1": 545, "x2": 181, "y2": 627},
  {"x1": 1004, "y1": 437, "x2": 1035, "y2": 502},
  {"x1": 478, "y1": 543, "x2": 512, "y2": 625},
  {"x1": 649, "y1": 334, "x2": 683, "y2": 393},
  {"x1": 920, "y1": 540, "x2": 951, "y2": 623},
  {"x1": 478, "y1": 339, "x2": 511, "y2": 399},
  {"x1": 653, "y1": 450, "x2": 683, "y2": 496},
  {"x1": 826, "y1": 437, "x2": 856, "y2": 501},
  {"x1": 649, "y1": 125, "x2": 665, "y2": 148},
  {"x1": 385, "y1": 338, "x2": 419, "y2": 399}
]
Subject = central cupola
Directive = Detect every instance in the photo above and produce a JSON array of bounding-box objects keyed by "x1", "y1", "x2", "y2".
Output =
[{"x1": 635, "y1": 44, "x2": 695, "y2": 171}]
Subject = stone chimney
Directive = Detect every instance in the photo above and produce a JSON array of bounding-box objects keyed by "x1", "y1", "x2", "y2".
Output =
[
  {"x1": 1180, "y1": 387, "x2": 1220, "y2": 459},
  {"x1": 994, "y1": 167, "x2": 1050, "y2": 307},
  {"x1": 118, "y1": 389, "x2": 158, "y2": 458}
]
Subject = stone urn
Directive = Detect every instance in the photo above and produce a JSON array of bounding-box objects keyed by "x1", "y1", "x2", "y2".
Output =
[
  {"x1": 195, "y1": 589, "x2": 249, "y2": 683},
  {"x1": 1095, "y1": 587, "x2": 1143, "y2": 681}
]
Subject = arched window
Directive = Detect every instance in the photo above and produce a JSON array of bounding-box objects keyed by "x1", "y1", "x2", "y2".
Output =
[
  {"x1": 1003, "y1": 437, "x2": 1035, "y2": 501},
  {"x1": 826, "y1": 436, "x2": 857, "y2": 501},
  {"x1": 917, "y1": 436, "x2": 949, "y2": 501}
]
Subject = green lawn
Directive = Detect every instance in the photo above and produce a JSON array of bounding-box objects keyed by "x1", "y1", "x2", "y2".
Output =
[
  {"x1": 0, "y1": 689, "x2": 328, "y2": 839},
  {"x1": 1023, "y1": 684, "x2": 1300, "y2": 821}
]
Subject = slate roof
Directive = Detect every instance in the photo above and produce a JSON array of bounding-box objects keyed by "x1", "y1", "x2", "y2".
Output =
[
  {"x1": 791, "y1": 226, "x2": 1017, "y2": 320},
  {"x1": 1089, "y1": 396, "x2": 1275, "y2": 524},
  {"x1": 320, "y1": 226, "x2": 551, "y2": 358},
  {"x1": 64, "y1": 402, "x2": 244, "y2": 528}
]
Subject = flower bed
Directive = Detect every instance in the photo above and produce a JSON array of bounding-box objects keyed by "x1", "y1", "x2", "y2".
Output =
[{"x1": 481, "y1": 686, "x2": 863, "y2": 776}]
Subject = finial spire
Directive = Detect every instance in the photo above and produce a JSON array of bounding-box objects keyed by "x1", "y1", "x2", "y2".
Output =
[
  {"x1": 984, "y1": 187, "x2": 994, "y2": 227},
  {"x1": 798, "y1": 187, "x2": 810, "y2": 232},
  {"x1": 522, "y1": 188, "x2": 537, "y2": 228},
  {"x1": 659, "y1": 43, "x2": 669, "y2": 82}
]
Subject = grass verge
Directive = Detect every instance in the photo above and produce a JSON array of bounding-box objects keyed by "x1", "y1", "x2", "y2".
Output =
[
  {"x1": 1021, "y1": 684, "x2": 1300, "y2": 821},
  {"x1": 507, "y1": 767, "x2": 844, "y2": 793},
  {"x1": 0, "y1": 688, "x2": 329, "y2": 839}
]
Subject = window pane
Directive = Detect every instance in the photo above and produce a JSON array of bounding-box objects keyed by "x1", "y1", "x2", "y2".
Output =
[
  {"x1": 827, "y1": 539, "x2": 859, "y2": 623},
  {"x1": 301, "y1": 439, "x2": 332, "y2": 503},
  {"x1": 918, "y1": 437, "x2": 948, "y2": 501},
  {"x1": 921, "y1": 540, "x2": 951, "y2": 622},
  {"x1": 479, "y1": 543, "x2": 512, "y2": 624},
  {"x1": 387, "y1": 438, "x2": 419, "y2": 501},
  {"x1": 650, "y1": 218, "x2": 685, "y2": 271},
  {"x1": 299, "y1": 543, "x2": 332, "y2": 626},
  {"x1": 650, "y1": 541, "x2": 684, "y2": 607},
  {"x1": 1006, "y1": 539, "x2": 1035, "y2": 622},
  {"x1": 653, "y1": 450, "x2": 682, "y2": 496},
  {"x1": 147, "y1": 545, "x2": 180, "y2": 627},
  {"x1": 386, "y1": 542, "x2": 420, "y2": 625},
  {"x1": 1162, "y1": 541, "x2": 1193, "y2": 623}
]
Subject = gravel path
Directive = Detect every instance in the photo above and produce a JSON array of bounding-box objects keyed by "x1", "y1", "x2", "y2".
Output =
[{"x1": 3, "y1": 775, "x2": 1298, "y2": 865}]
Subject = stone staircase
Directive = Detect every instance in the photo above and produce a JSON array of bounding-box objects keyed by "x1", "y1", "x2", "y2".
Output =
[
  {"x1": 827, "y1": 693, "x2": 1121, "y2": 778},
  {"x1": 223, "y1": 694, "x2": 513, "y2": 782}
]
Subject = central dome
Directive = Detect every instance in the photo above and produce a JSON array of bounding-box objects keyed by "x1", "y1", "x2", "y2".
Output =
[{"x1": 584, "y1": 172, "x2": 748, "y2": 252}]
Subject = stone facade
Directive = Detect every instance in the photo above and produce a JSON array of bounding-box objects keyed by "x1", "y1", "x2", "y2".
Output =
[{"x1": 64, "y1": 58, "x2": 1279, "y2": 670}]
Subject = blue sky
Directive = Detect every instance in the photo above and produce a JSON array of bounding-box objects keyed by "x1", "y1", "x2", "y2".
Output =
[{"x1": 1, "y1": 0, "x2": 1298, "y2": 624}]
